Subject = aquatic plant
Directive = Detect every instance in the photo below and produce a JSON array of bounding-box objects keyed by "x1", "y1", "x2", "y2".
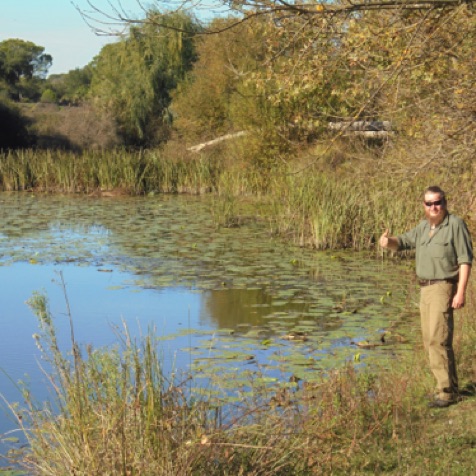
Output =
[{"x1": 0, "y1": 149, "x2": 221, "y2": 196}]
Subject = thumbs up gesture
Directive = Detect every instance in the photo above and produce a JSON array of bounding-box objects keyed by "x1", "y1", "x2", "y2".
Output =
[{"x1": 379, "y1": 229, "x2": 390, "y2": 248}]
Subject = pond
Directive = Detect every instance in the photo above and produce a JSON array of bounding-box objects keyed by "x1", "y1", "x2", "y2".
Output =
[{"x1": 0, "y1": 192, "x2": 419, "y2": 446}]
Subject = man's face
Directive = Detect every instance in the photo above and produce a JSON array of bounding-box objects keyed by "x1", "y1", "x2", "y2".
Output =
[{"x1": 424, "y1": 192, "x2": 447, "y2": 224}]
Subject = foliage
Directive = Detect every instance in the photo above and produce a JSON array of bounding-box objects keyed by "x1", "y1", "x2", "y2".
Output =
[
  {"x1": 80, "y1": 2, "x2": 475, "y2": 172},
  {"x1": 46, "y1": 65, "x2": 93, "y2": 105},
  {"x1": 39, "y1": 88, "x2": 56, "y2": 104},
  {"x1": 172, "y1": 15, "x2": 297, "y2": 176},
  {"x1": 0, "y1": 39, "x2": 52, "y2": 101},
  {"x1": 241, "y1": 5, "x2": 475, "y2": 153},
  {"x1": 172, "y1": 17, "x2": 265, "y2": 140},
  {"x1": 90, "y1": 11, "x2": 199, "y2": 146},
  {"x1": 277, "y1": 6, "x2": 473, "y2": 170}
]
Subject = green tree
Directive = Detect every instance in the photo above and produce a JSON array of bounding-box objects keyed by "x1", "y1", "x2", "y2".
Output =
[
  {"x1": 40, "y1": 88, "x2": 57, "y2": 103},
  {"x1": 47, "y1": 65, "x2": 93, "y2": 105},
  {"x1": 0, "y1": 39, "x2": 52, "y2": 100},
  {"x1": 171, "y1": 17, "x2": 266, "y2": 141},
  {"x1": 90, "y1": 11, "x2": 199, "y2": 146}
]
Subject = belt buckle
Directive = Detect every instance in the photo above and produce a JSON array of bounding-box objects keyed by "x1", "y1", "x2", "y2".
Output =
[{"x1": 419, "y1": 279, "x2": 436, "y2": 286}]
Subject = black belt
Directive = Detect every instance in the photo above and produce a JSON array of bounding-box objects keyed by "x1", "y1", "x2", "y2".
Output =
[{"x1": 419, "y1": 279, "x2": 458, "y2": 287}]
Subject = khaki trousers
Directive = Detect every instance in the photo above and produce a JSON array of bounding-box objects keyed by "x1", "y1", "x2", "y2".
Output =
[{"x1": 420, "y1": 282, "x2": 458, "y2": 401}]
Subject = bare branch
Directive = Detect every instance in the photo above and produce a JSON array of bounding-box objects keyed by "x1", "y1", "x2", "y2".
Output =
[{"x1": 74, "y1": 0, "x2": 475, "y2": 37}]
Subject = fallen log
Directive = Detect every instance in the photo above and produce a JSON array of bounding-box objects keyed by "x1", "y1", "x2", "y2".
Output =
[
  {"x1": 328, "y1": 120, "x2": 392, "y2": 132},
  {"x1": 342, "y1": 130, "x2": 395, "y2": 138},
  {"x1": 188, "y1": 131, "x2": 248, "y2": 152}
]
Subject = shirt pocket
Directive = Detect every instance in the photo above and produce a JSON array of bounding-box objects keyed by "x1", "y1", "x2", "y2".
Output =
[
  {"x1": 430, "y1": 239, "x2": 454, "y2": 264},
  {"x1": 430, "y1": 241, "x2": 449, "y2": 258}
]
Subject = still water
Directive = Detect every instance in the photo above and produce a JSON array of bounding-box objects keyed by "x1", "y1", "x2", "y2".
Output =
[{"x1": 0, "y1": 193, "x2": 419, "y2": 443}]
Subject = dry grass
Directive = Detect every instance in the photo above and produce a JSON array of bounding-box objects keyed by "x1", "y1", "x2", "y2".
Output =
[{"x1": 19, "y1": 103, "x2": 120, "y2": 150}]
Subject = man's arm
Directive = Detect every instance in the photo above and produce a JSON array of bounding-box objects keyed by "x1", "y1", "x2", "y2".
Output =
[
  {"x1": 452, "y1": 263, "x2": 471, "y2": 309},
  {"x1": 379, "y1": 229, "x2": 400, "y2": 252}
]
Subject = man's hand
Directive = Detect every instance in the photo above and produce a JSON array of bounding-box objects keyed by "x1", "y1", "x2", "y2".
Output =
[
  {"x1": 452, "y1": 291, "x2": 465, "y2": 309},
  {"x1": 379, "y1": 229, "x2": 390, "y2": 248},
  {"x1": 379, "y1": 229, "x2": 399, "y2": 251}
]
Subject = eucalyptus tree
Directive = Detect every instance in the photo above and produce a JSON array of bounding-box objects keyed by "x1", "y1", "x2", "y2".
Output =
[{"x1": 90, "y1": 10, "x2": 199, "y2": 146}]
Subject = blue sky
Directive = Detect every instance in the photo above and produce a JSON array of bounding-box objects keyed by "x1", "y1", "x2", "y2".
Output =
[{"x1": 0, "y1": 0, "x2": 144, "y2": 75}]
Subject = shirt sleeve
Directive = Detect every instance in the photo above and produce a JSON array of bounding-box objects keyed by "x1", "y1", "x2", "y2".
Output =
[
  {"x1": 454, "y1": 219, "x2": 473, "y2": 265},
  {"x1": 397, "y1": 224, "x2": 420, "y2": 251}
]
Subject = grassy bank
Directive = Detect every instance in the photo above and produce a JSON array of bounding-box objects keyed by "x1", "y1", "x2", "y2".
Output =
[{"x1": 2, "y1": 283, "x2": 475, "y2": 475}]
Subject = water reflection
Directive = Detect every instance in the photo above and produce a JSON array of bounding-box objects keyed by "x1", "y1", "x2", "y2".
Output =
[{"x1": 200, "y1": 288, "x2": 309, "y2": 329}]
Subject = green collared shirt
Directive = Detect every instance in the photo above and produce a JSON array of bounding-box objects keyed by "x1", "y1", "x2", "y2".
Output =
[{"x1": 397, "y1": 213, "x2": 473, "y2": 280}]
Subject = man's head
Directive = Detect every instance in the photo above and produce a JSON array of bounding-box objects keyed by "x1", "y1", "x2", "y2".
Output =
[{"x1": 423, "y1": 185, "x2": 447, "y2": 225}]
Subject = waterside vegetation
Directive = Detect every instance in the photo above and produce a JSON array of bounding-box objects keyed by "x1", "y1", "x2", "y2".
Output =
[
  {"x1": 2, "y1": 283, "x2": 475, "y2": 475},
  {"x1": 1, "y1": 146, "x2": 473, "y2": 473},
  {"x1": 0, "y1": 146, "x2": 474, "y2": 251}
]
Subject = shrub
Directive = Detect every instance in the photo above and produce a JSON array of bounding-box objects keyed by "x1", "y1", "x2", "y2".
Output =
[{"x1": 40, "y1": 88, "x2": 57, "y2": 104}]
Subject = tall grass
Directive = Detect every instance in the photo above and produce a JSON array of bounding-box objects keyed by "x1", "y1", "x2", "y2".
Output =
[
  {"x1": 12, "y1": 291, "x2": 218, "y2": 475},
  {"x1": 0, "y1": 149, "x2": 221, "y2": 195},
  {"x1": 8, "y1": 283, "x2": 475, "y2": 475},
  {"x1": 266, "y1": 173, "x2": 429, "y2": 250}
]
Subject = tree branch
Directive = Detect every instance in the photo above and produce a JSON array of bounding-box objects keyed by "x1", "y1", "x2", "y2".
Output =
[{"x1": 75, "y1": 0, "x2": 475, "y2": 37}]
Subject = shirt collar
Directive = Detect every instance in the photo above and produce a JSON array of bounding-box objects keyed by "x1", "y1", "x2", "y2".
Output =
[{"x1": 426, "y1": 212, "x2": 449, "y2": 229}]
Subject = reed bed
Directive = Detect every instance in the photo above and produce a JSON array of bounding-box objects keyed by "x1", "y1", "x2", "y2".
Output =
[
  {"x1": 0, "y1": 147, "x2": 473, "y2": 252},
  {"x1": 0, "y1": 149, "x2": 221, "y2": 195},
  {"x1": 265, "y1": 174, "x2": 429, "y2": 250}
]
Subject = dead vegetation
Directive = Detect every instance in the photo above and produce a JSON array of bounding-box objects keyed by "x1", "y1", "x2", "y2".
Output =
[{"x1": 19, "y1": 102, "x2": 120, "y2": 150}]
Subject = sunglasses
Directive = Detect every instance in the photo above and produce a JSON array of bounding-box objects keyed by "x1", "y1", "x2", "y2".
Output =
[{"x1": 424, "y1": 200, "x2": 443, "y2": 207}]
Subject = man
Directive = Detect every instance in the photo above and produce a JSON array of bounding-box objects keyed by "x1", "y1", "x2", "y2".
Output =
[{"x1": 379, "y1": 186, "x2": 472, "y2": 408}]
